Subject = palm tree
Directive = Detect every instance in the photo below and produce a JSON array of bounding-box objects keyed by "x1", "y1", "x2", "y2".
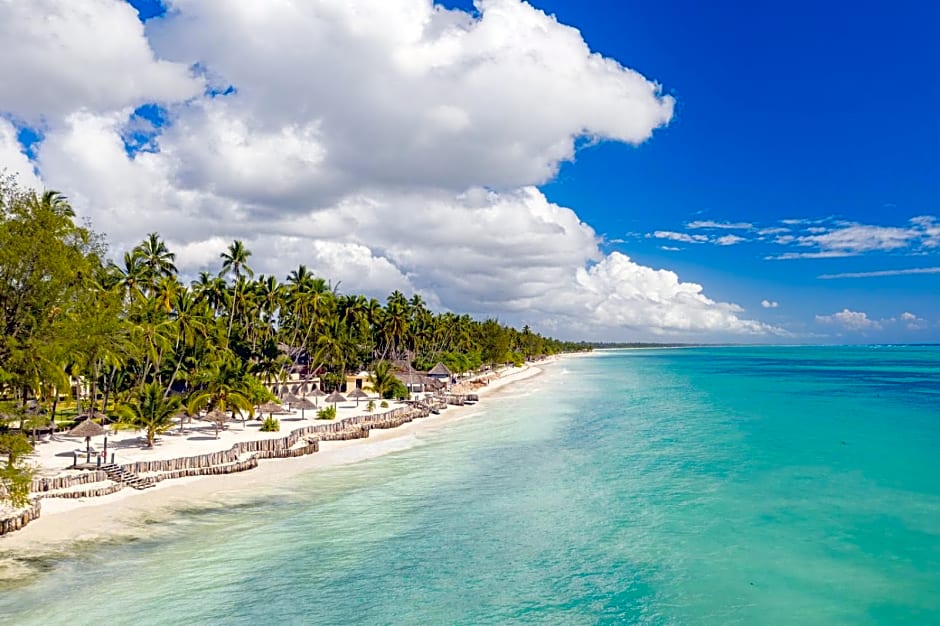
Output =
[
  {"x1": 382, "y1": 291, "x2": 410, "y2": 360},
  {"x1": 27, "y1": 189, "x2": 74, "y2": 219},
  {"x1": 316, "y1": 317, "x2": 354, "y2": 390},
  {"x1": 109, "y1": 251, "x2": 146, "y2": 301},
  {"x1": 220, "y1": 240, "x2": 253, "y2": 340},
  {"x1": 368, "y1": 360, "x2": 398, "y2": 399},
  {"x1": 187, "y1": 352, "x2": 255, "y2": 427},
  {"x1": 117, "y1": 382, "x2": 182, "y2": 448},
  {"x1": 164, "y1": 289, "x2": 209, "y2": 396},
  {"x1": 135, "y1": 232, "x2": 177, "y2": 294}
]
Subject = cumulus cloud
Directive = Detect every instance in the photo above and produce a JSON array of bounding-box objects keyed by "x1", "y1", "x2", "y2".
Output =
[
  {"x1": 0, "y1": 0, "x2": 201, "y2": 123},
  {"x1": 0, "y1": 0, "x2": 777, "y2": 340},
  {"x1": 816, "y1": 309, "x2": 882, "y2": 331},
  {"x1": 144, "y1": 0, "x2": 674, "y2": 198},
  {"x1": 761, "y1": 300, "x2": 778, "y2": 309},
  {"x1": 899, "y1": 311, "x2": 927, "y2": 330},
  {"x1": 0, "y1": 119, "x2": 42, "y2": 189},
  {"x1": 571, "y1": 253, "x2": 779, "y2": 336}
]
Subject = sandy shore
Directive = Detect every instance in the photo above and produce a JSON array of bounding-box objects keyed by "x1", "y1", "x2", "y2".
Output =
[{"x1": 0, "y1": 361, "x2": 549, "y2": 565}]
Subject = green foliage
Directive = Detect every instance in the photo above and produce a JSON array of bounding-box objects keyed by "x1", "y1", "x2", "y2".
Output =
[
  {"x1": 368, "y1": 360, "x2": 397, "y2": 398},
  {"x1": 390, "y1": 380, "x2": 410, "y2": 401},
  {"x1": 244, "y1": 374, "x2": 277, "y2": 406},
  {"x1": 316, "y1": 405, "x2": 337, "y2": 420},
  {"x1": 0, "y1": 179, "x2": 103, "y2": 405},
  {"x1": 260, "y1": 416, "x2": 280, "y2": 432},
  {"x1": 0, "y1": 431, "x2": 33, "y2": 507},
  {"x1": 187, "y1": 351, "x2": 254, "y2": 419},
  {"x1": 380, "y1": 400, "x2": 389, "y2": 408},
  {"x1": 116, "y1": 382, "x2": 182, "y2": 448},
  {"x1": 319, "y1": 371, "x2": 344, "y2": 391},
  {"x1": 366, "y1": 399, "x2": 375, "y2": 413},
  {"x1": 0, "y1": 177, "x2": 588, "y2": 473}
]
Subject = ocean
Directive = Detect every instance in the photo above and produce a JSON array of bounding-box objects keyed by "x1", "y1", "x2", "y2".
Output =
[{"x1": 1, "y1": 346, "x2": 938, "y2": 624}]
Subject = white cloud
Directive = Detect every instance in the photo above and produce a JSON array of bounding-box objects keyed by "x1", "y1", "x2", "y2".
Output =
[
  {"x1": 815, "y1": 309, "x2": 882, "y2": 331},
  {"x1": 650, "y1": 231, "x2": 708, "y2": 244},
  {"x1": 0, "y1": 0, "x2": 777, "y2": 340},
  {"x1": 715, "y1": 234, "x2": 746, "y2": 246},
  {"x1": 818, "y1": 266, "x2": 940, "y2": 279},
  {"x1": 686, "y1": 220, "x2": 753, "y2": 230},
  {"x1": 796, "y1": 224, "x2": 916, "y2": 254},
  {"x1": 761, "y1": 300, "x2": 779, "y2": 309},
  {"x1": 660, "y1": 245, "x2": 681, "y2": 251},
  {"x1": 0, "y1": 0, "x2": 201, "y2": 124},
  {"x1": 899, "y1": 311, "x2": 927, "y2": 330},
  {"x1": 0, "y1": 119, "x2": 42, "y2": 189},
  {"x1": 144, "y1": 0, "x2": 674, "y2": 196},
  {"x1": 571, "y1": 253, "x2": 779, "y2": 336}
]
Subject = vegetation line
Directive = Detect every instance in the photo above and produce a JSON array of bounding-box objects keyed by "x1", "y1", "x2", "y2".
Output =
[{"x1": 0, "y1": 176, "x2": 589, "y2": 507}]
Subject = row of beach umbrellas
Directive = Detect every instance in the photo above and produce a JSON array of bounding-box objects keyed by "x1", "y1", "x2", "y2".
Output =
[{"x1": 60, "y1": 386, "x2": 378, "y2": 458}]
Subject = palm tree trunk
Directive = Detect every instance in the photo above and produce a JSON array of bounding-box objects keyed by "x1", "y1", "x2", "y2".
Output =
[{"x1": 164, "y1": 336, "x2": 183, "y2": 399}]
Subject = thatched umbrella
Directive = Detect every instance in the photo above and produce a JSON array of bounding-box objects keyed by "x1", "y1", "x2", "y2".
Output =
[
  {"x1": 257, "y1": 401, "x2": 284, "y2": 418},
  {"x1": 174, "y1": 410, "x2": 192, "y2": 434},
  {"x1": 324, "y1": 391, "x2": 346, "y2": 409},
  {"x1": 308, "y1": 387, "x2": 326, "y2": 407},
  {"x1": 68, "y1": 418, "x2": 106, "y2": 463},
  {"x1": 280, "y1": 392, "x2": 301, "y2": 408},
  {"x1": 347, "y1": 388, "x2": 369, "y2": 406},
  {"x1": 204, "y1": 410, "x2": 230, "y2": 439},
  {"x1": 292, "y1": 398, "x2": 316, "y2": 419}
]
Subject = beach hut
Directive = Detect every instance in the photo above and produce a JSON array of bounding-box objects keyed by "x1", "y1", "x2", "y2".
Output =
[
  {"x1": 347, "y1": 388, "x2": 369, "y2": 406},
  {"x1": 428, "y1": 362, "x2": 453, "y2": 383},
  {"x1": 68, "y1": 418, "x2": 106, "y2": 463}
]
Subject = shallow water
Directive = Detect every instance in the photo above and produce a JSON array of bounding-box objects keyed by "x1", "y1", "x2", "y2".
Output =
[{"x1": 1, "y1": 347, "x2": 938, "y2": 624}]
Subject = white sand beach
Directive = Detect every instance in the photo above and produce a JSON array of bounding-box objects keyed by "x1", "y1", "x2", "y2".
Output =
[{"x1": 0, "y1": 362, "x2": 546, "y2": 561}]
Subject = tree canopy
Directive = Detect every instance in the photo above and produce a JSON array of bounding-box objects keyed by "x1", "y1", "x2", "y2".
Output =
[{"x1": 0, "y1": 177, "x2": 589, "y2": 505}]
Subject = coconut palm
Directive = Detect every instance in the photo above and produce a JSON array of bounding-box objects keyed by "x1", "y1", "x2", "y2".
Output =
[
  {"x1": 135, "y1": 232, "x2": 177, "y2": 294},
  {"x1": 368, "y1": 360, "x2": 397, "y2": 399},
  {"x1": 117, "y1": 382, "x2": 182, "y2": 448},
  {"x1": 220, "y1": 240, "x2": 253, "y2": 340},
  {"x1": 186, "y1": 352, "x2": 255, "y2": 421}
]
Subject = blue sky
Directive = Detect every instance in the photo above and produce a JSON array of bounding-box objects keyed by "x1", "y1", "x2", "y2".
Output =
[
  {"x1": 3, "y1": 0, "x2": 938, "y2": 342},
  {"x1": 520, "y1": 0, "x2": 940, "y2": 339}
]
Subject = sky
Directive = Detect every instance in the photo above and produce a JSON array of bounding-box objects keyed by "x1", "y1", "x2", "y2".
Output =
[{"x1": 0, "y1": 0, "x2": 938, "y2": 343}]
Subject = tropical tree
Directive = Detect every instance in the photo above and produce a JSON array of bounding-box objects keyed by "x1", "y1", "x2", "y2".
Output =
[
  {"x1": 368, "y1": 360, "x2": 398, "y2": 399},
  {"x1": 134, "y1": 232, "x2": 177, "y2": 294},
  {"x1": 117, "y1": 382, "x2": 182, "y2": 448},
  {"x1": 186, "y1": 352, "x2": 255, "y2": 421},
  {"x1": 0, "y1": 431, "x2": 33, "y2": 507},
  {"x1": 219, "y1": 240, "x2": 253, "y2": 340}
]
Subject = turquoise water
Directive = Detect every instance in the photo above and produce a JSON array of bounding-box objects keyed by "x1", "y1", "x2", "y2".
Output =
[{"x1": 1, "y1": 346, "x2": 939, "y2": 624}]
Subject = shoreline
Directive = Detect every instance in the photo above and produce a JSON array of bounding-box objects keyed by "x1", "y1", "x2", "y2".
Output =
[{"x1": 0, "y1": 360, "x2": 556, "y2": 567}]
